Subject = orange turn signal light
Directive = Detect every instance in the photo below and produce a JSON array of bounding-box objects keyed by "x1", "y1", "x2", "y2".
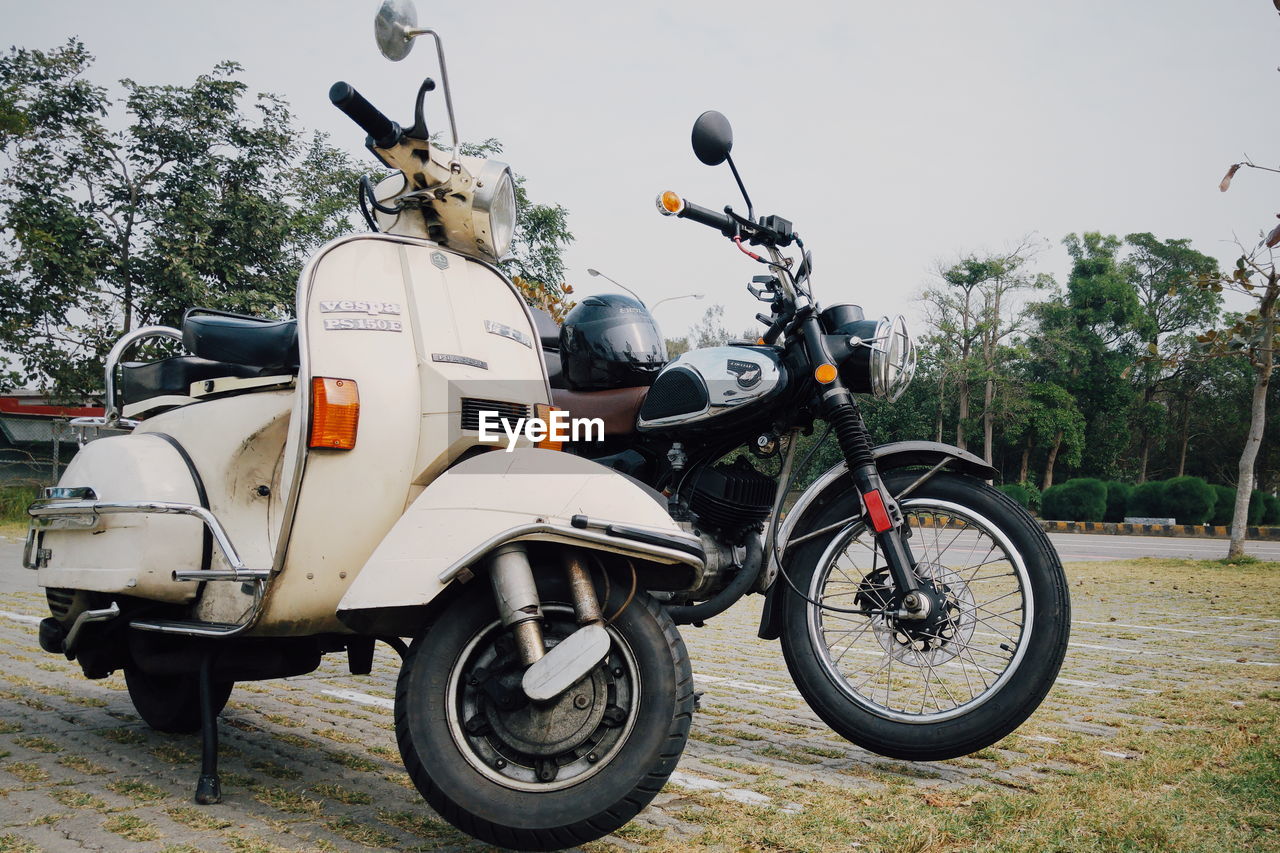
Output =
[
  {"x1": 814, "y1": 363, "x2": 838, "y2": 384},
  {"x1": 309, "y1": 377, "x2": 359, "y2": 450},
  {"x1": 657, "y1": 191, "x2": 684, "y2": 216},
  {"x1": 533, "y1": 403, "x2": 564, "y2": 451}
]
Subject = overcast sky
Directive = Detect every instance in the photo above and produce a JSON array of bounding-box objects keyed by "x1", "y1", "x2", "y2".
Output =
[{"x1": 7, "y1": 1, "x2": 1279, "y2": 338}]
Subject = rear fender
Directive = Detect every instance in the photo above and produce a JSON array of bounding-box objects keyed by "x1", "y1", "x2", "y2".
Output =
[{"x1": 336, "y1": 448, "x2": 703, "y2": 635}]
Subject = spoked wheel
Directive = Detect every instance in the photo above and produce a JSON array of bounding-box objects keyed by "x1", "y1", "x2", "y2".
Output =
[
  {"x1": 780, "y1": 472, "x2": 1070, "y2": 761},
  {"x1": 395, "y1": 569, "x2": 693, "y2": 851},
  {"x1": 124, "y1": 666, "x2": 233, "y2": 734}
]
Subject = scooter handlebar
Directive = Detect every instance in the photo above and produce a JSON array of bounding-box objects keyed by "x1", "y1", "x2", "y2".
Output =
[{"x1": 329, "y1": 81, "x2": 403, "y2": 150}]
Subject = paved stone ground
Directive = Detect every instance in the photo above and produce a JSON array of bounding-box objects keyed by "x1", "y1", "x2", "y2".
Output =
[{"x1": 0, "y1": 555, "x2": 1276, "y2": 852}]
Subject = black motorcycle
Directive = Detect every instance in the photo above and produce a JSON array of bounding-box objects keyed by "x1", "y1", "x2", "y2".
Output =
[{"x1": 542, "y1": 110, "x2": 1071, "y2": 761}]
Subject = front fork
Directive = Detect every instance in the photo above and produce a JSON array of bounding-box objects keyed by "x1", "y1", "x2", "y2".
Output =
[{"x1": 820, "y1": 385, "x2": 931, "y2": 620}]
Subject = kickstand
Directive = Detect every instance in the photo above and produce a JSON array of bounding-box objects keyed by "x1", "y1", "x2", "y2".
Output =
[{"x1": 194, "y1": 650, "x2": 221, "y2": 804}]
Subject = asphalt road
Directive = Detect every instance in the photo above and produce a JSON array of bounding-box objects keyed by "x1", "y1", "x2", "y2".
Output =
[{"x1": 1045, "y1": 531, "x2": 1280, "y2": 562}]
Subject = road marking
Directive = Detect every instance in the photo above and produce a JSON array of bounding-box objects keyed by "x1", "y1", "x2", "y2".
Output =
[
  {"x1": 0, "y1": 610, "x2": 41, "y2": 625},
  {"x1": 321, "y1": 688, "x2": 394, "y2": 710},
  {"x1": 1055, "y1": 677, "x2": 1156, "y2": 694},
  {"x1": 695, "y1": 673, "x2": 804, "y2": 700},
  {"x1": 1074, "y1": 619, "x2": 1279, "y2": 640},
  {"x1": 1069, "y1": 640, "x2": 1278, "y2": 666}
]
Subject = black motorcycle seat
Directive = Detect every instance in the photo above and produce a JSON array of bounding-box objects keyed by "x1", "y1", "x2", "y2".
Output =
[
  {"x1": 121, "y1": 356, "x2": 262, "y2": 403},
  {"x1": 182, "y1": 312, "x2": 299, "y2": 371}
]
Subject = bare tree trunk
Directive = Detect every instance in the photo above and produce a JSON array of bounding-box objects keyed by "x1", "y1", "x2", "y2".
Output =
[
  {"x1": 1229, "y1": 277, "x2": 1276, "y2": 557},
  {"x1": 982, "y1": 375, "x2": 995, "y2": 466},
  {"x1": 1137, "y1": 440, "x2": 1150, "y2": 484},
  {"x1": 1042, "y1": 430, "x2": 1063, "y2": 491},
  {"x1": 956, "y1": 381, "x2": 969, "y2": 451},
  {"x1": 1019, "y1": 438, "x2": 1032, "y2": 484},
  {"x1": 1176, "y1": 402, "x2": 1191, "y2": 477}
]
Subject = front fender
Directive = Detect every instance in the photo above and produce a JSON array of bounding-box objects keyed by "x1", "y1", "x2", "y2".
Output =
[
  {"x1": 757, "y1": 440, "x2": 996, "y2": 640},
  {"x1": 336, "y1": 448, "x2": 702, "y2": 634}
]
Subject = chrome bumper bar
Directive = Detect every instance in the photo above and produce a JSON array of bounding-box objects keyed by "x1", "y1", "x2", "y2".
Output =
[{"x1": 26, "y1": 498, "x2": 269, "y2": 582}]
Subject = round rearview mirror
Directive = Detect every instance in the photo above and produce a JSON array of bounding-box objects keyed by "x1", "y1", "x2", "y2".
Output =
[
  {"x1": 691, "y1": 110, "x2": 733, "y2": 166},
  {"x1": 376, "y1": 0, "x2": 419, "y2": 61}
]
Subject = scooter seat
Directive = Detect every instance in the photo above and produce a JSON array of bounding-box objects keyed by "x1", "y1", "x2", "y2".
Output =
[
  {"x1": 121, "y1": 356, "x2": 262, "y2": 403},
  {"x1": 550, "y1": 385, "x2": 648, "y2": 437},
  {"x1": 182, "y1": 312, "x2": 299, "y2": 371}
]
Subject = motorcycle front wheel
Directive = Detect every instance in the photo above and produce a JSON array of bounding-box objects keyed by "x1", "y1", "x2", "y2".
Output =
[
  {"x1": 779, "y1": 471, "x2": 1070, "y2": 761},
  {"x1": 395, "y1": 567, "x2": 693, "y2": 851}
]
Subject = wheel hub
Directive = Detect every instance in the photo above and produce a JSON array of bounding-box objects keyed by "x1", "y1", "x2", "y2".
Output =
[
  {"x1": 855, "y1": 562, "x2": 977, "y2": 665},
  {"x1": 484, "y1": 666, "x2": 607, "y2": 756}
]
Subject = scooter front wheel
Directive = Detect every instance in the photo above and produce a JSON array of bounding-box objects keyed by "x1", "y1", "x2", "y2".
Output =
[{"x1": 394, "y1": 570, "x2": 693, "y2": 851}]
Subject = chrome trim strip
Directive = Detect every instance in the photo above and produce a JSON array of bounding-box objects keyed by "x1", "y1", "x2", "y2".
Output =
[
  {"x1": 128, "y1": 618, "x2": 247, "y2": 638},
  {"x1": 28, "y1": 499, "x2": 264, "y2": 582},
  {"x1": 64, "y1": 602, "x2": 120, "y2": 654},
  {"x1": 434, "y1": 521, "x2": 706, "y2": 586}
]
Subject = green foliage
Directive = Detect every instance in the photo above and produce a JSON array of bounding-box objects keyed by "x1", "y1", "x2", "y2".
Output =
[
  {"x1": 1041, "y1": 478, "x2": 1107, "y2": 522},
  {"x1": 1103, "y1": 481, "x2": 1131, "y2": 523},
  {"x1": 1128, "y1": 480, "x2": 1169, "y2": 518},
  {"x1": 0, "y1": 485, "x2": 39, "y2": 523},
  {"x1": 1210, "y1": 485, "x2": 1236, "y2": 526},
  {"x1": 998, "y1": 483, "x2": 1032, "y2": 510},
  {"x1": 1162, "y1": 476, "x2": 1215, "y2": 524},
  {"x1": 1263, "y1": 494, "x2": 1280, "y2": 526},
  {"x1": 0, "y1": 40, "x2": 365, "y2": 397},
  {"x1": 1248, "y1": 490, "x2": 1266, "y2": 526}
]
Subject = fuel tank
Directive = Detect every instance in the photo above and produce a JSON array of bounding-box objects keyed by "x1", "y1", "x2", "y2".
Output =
[{"x1": 636, "y1": 345, "x2": 786, "y2": 432}]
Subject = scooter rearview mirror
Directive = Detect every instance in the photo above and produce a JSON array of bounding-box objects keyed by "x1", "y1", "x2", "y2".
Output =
[
  {"x1": 691, "y1": 110, "x2": 733, "y2": 166},
  {"x1": 376, "y1": 0, "x2": 419, "y2": 61}
]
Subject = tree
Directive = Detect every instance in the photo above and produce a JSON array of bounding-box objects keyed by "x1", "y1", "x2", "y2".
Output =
[
  {"x1": 0, "y1": 40, "x2": 363, "y2": 397},
  {"x1": 921, "y1": 241, "x2": 1048, "y2": 464},
  {"x1": 1122, "y1": 232, "x2": 1220, "y2": 481}
]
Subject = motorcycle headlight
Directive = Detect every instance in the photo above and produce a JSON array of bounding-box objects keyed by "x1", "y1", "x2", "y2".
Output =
[
  {"x1": 836, "y1": 314, "x2": 917, "y2": 401},
  {"x1": 471, "y1": 160, "x2": 516, "y2": 261}
]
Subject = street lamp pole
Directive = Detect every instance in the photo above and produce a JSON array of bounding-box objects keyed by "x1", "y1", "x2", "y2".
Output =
[
  {"x1": 586, "y1": 268, "x2": 646, "y2": 306},
  {"x1": 650, "y1": 294, "x2": 705, "y2": 311}
]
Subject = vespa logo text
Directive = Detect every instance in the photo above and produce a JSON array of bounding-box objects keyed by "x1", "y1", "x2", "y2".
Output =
[
  {"x1": 319, "y1": 300, "x2": 402, "y2": 316},
  {"x1": 476, "y1": 410, "x2": 604, "y2": 451}
]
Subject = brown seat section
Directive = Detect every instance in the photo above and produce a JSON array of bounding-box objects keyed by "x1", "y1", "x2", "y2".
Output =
[{"x1": 551, "y1": 386, "x2": 649, "y2": 437}]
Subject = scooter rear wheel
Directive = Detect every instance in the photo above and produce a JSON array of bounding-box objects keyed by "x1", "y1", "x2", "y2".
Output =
[
  {"x1": 124, "y1": 666, "x2": 233, "y2": 734},
  {"x1": 395, "y1": 569, "x2": 692, "y2": 851}
]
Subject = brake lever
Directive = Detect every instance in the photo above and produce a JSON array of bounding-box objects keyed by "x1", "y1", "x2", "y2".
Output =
[{"x1": 747, "y1": 275, "x2": 778, "y2": 301}]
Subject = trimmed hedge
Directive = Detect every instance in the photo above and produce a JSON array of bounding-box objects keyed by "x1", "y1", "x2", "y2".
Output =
[
  {"x1": 1210, "y1": 485, "x2": 1236, "y2": 526},
  {"x1": 1265, "y1": 494, "x2": 1280, "y2": 526},
  {"x1": 1103, "y1": 481, "x2": 1132, "y2": 523},
  {"x1": 1162, "y1": 476, "x2": 1215, "y2": 525},
  {"x1": 1041, "y1": 478, "x2": 1107, "y2": 522},
  {"x1": 1249, "y1": 490, "x2": 1266, "y2": 525},
  {"x1": 998, "y1": 483, "x2": 1033, "y2": 511},
  {"x1": 1128, "y1": 480, "x2": 1168, "y2": 518}
]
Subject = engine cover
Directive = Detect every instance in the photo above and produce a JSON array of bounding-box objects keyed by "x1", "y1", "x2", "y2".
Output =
[{"x1": 637, "y1": 345, "x2": 784, "y2": 431}]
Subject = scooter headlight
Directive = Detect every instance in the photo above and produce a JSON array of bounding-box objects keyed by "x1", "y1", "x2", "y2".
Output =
[
  {"x1": 836, "y1": 314, "x2": 917, "y2": 401},
  {"x1": 472, "y1": 160, "x2": 516, "y2": 261}
]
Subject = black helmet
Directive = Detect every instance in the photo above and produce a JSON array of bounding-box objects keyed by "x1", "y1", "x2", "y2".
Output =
[{"x1": 559, "y1": 294, "x2": 667, "y2": 391}]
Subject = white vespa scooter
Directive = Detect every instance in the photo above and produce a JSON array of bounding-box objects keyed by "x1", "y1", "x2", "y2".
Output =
[{"x1": 25, "y1": 3, "x2": 701, "y2": 848}]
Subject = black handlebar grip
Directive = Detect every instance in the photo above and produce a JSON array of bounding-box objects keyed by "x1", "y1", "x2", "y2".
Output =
[
  {"x1": 678, "y1": 200, "x2": 737, "y2": 237},
  {"x1": 329, "y1": 82, "x2": 402, "y2": 149}
]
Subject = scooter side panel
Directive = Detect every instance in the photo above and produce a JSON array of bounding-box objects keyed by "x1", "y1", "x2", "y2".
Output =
[
  {"x1": 37, "y1": 434, "x2": 203, "y2": 603},
  {"x1": 336, "y1": 448, "x2": 696, "y2": 630}
]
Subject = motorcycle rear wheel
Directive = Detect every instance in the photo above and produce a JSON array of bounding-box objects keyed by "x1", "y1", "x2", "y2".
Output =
[
  {"x1": 395, "y1": 569, "x2": 693, "y2": 851},
  {"x1": 779, "y1": 471, "x2": 1070, "y2": 761}
]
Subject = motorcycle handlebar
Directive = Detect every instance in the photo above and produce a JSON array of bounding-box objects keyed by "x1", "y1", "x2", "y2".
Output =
[
  {"x1": 329, "y1": 82, "x2": 403, "y2": 150},
  {"x1": 678, "y1": 200, "x2": 737, "y2": 237}
]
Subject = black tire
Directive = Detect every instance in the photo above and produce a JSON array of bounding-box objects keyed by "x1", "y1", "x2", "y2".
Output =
[
  {"x1": 779, "y1": 471, "x2": 1070, "y2": 761},
  {"x1": 124, "y1": 666, "x2": 233, "y2": 734},
  {"x1": 395, "y1": 566, "x2": 693, "y2": 851}
]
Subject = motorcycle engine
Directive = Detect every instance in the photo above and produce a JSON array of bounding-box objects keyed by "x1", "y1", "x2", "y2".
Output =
[{"x1": 689, "y1": 456, "x2": 776, "y2": 544}]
